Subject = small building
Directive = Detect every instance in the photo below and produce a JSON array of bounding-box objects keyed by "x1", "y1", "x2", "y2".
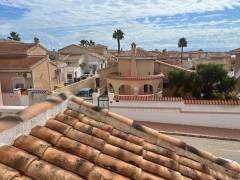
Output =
[
  {"x1": 191, "y1": 52, "x2": 232, "y2": 71},
  {"x1": 0, "y1": 40, "x2": 60, "y2": 92},
  {"x1": 107, "y1": 43, "x2": 164, "y2": 95},
  {"x1": 57, "y1": 44, "x2": 108, "y2": 83}
]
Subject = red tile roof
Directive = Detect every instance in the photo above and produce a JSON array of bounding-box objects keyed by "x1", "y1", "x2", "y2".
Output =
[
  {"x1": 0, "y1": 56, "x2": 46, "y2": 70},
  {"x1": 231, "y1": 48, "x2": 240, "y2": 53},
  {"x1": 114, "y1": 95, "x2": 240, "y2": 105},
  {"x1": 0, "y1": 93, "x2": 239, "y2": 179},
  {"x1": 114, "y1": 95, "x2": 183, "y2": 102},
  {"x1": 116, "y1": 48, "x2": 158, "y2": 58},
  {"x1": 184, "y1": 99, "x2": 240, "y2": 105},
  {"x1": 108, "y1": 73, "x2": 165, "y2": 80},
  {"x1": 0, "y1": 41, "x2": 36, "y2": 54}
]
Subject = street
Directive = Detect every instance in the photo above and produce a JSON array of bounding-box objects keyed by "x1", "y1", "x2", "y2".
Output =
[{"x1": 172, "y1": 135, "x2": 240, "y2": 163}]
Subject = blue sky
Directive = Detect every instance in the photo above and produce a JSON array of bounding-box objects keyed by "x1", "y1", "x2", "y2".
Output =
[{"x1": 0, "y1": 0, "x2": 240, "y2": 51}]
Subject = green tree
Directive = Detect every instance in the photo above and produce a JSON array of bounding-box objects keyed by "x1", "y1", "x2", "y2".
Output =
[
  {"x1": 195, "y1": 64, "x2": 236, "y2": 99},
  {"x1": 168, "y1": 71, "x2": 194, "y2": 97},
  {"x1": 162, "y1": 49, "x2": 167, "y2": 53},
  {"x1": 178, "y1": 37, "x2": 187, "y2": 62},
  {"x1": 168, "y1": 64, "x2": 237, "y2": 100},
  {"x1": 8, "y1": 32, "x2": 21, "y2": 41},
  {"x1": 80, "y1": 40, "x2": 95, "y2": 47},
  {"x1": 112, "y1": 29, "x2": 124, "y2": 54}
]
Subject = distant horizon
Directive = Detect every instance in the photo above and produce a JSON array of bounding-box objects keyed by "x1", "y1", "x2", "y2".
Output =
[{"x1": 1, "y1": 1, "x2": 240, "y2": 52}]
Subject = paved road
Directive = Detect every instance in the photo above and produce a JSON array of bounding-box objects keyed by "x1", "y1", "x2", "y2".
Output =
[{"x1": 172, "y1": 135, "x2": 240, "y2": 163}]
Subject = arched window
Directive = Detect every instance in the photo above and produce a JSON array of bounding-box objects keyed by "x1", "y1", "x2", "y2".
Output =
[{"x1": 118, "y1": 85, "x2": 132, "y2": 95}]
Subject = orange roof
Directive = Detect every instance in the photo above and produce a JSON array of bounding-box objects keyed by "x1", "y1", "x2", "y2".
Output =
[
  {"x1": 114, "y1": 95, "x2": 183, "y2": 102},
  {"x1": 116, "y1": 48, "x2": 158, "y2": 58},
  {"x1": 231, "y1": 48, "x2": 240, "y2": 52},
  {"x1": 114, "y1": 95, "x2": 240, "y2": 105},
  {"x1": 0, "y1": 93, "x2": 239, "y2": 179},
  {"x1": 0, "y1": 56, "x2": 46, "y2": 70},
  {"x1": 108, "y1": 73, "x2": 165, "y2": 80},
  {"x1": 0, "y1": 41, "x2": 35, "y2": 54}
]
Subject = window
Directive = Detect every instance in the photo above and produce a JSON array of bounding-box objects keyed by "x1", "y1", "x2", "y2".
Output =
[
  {"x1": 15, "y1": 83, "x2": 24, "y2": 89},
  {"x1": 143, "y1": 84, "x2": 153, "y2": 94},
  {"x1": 67, "y1": 74, "x2": 73, "y2": 80}
]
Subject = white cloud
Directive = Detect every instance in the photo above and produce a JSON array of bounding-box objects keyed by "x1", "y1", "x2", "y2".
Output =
[{"x1": 0, "y1": 0, "x2": 240, "y2": 50}]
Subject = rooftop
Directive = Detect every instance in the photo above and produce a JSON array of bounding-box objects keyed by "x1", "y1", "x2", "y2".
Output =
[
  {"x1": 115, "y1": 48, "x2": 159, "y2": 58},
  {"x1": 108, "y1": 73, "x2": 165, "y2": 80},
  {"x1": 0, "y1": 56, "x2": 46, "y2": 70},
  {"x1": 0, "y1": 92, "x2": 239, "y2": 179},
  {"x1": 0, "y1": 41, "x2": 36, "y2": 55}
]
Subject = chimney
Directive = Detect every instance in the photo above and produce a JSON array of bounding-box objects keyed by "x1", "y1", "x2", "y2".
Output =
[
  {"x1": 130, "y1": 42, "x2": 137, "y2": 76},
  {"x1": 34, "y1": 37, "x2": 40, "y2": 44},
  {"x1": 131, "y1": 42, "x2": 136, "y2": 56}
]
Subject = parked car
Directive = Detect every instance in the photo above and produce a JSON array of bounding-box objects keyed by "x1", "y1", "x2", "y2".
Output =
[{"x1": 75, "y1": 88, "x2": 93, "y2": 97}]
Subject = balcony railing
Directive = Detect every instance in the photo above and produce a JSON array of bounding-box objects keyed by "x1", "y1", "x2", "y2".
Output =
[{"x1": 107, "y1": 73, "x2": 164, "y2": 80}]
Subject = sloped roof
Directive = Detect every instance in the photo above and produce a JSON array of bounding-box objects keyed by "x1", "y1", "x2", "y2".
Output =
[
  {"x1": 0, "y1": 56, "x2": 46, "y2": 70},
  {"x1": 116, "y1": 48, "x2": 158, "y2": 58},
  {"x1": 0, "y1": 94, "x2": 239, "y2": 179},
  {"x1": 0, "y1": 41, "x2": 36, "y2": 54},
  {"x1": 231, "y1": 48, "x2": 240, "y2": 53}
]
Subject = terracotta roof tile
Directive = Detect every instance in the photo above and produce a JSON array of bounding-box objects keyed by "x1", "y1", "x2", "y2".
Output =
[
  {"x1": 0, "y1": 163, "x2": 21, "y2": 179},
  {"x1": 184, "y1": 99, "x2": 240, "y2": 105},
  {"x1": 114, "y1": 95, "x2": 183, "y2": 102},
  {"x1": 108, "y1": 73, "x2": 164, "y2": 80},
  {"x1": 0, "y1": 56, "x2": 46, "y2": 70},
  {"x1": 26, "y1": 160, "x2": 83, "y2": 180},
  {"x1": 115, "y1": 48, "x2": 158, "y2": 58},
  {"x1": 0, "y1": 94, "x2": 239, "y2": 179},
  {"x1": 0, "y1": 41, "x2": 35, "y2": 54},
  {"x1": 114, "y1": 95, "x2": 240, "y2": 105}
]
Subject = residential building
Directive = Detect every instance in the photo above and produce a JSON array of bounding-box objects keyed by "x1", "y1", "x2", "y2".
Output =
[
  {"x1": 107, "y1": 43, "x2": 194, "y2": 96},
  {"x1": 107, "y1": 43, "x2": 164, "y2": 95},
  {"x1": 0, "y1": 93, "x2": 239, "y2": 179},
  {"x1": 0, "y1": 40, "x2": 60, "y2": 92},
  {"x1": 57, "y1": 44, "x2": 108, "y2": 83},
  {"x1": 231, "y1": 48, "x2": 240, "y2": 92},
  {"x1": 191, "y1": 52, "x2": 232, "y2": 71},
  {"x1": 165, "y1": 51, "x2": 232, "y2": 71}
]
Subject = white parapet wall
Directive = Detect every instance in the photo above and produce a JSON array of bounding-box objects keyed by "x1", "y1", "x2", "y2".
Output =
[
  {"x1": 110, "y1": 99, "x2": 240, "y2": 129},
  {"x1": 0, "y1": 94, "x2": 70, "y2": 146}
]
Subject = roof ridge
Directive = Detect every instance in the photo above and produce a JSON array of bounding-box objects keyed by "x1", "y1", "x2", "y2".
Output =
[{"x1": 70, "y1": 96, "x2": 240, "y2": 175}]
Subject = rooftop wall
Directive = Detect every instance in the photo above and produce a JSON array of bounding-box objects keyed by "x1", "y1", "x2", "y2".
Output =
[
  {"x1": 0, "y1": 92, "x2": 71, "y2": 146},
  {"x1": 110, "y1": 96, "x2": 240, "y2": 129},
  {"x1": 53, "y1": 77, "x2": 96, "y2": 95}
]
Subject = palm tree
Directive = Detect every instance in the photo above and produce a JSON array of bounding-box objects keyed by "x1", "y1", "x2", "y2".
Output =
[
  {"x1": 8, "y1": 32, "x2": 21, "y2": 41},
  {"x1": 112, "y1": 29, "x2": 124, "y2": 54},
  {"x1": 178, "y1": 37, "x2": 187, "y2": 62}
]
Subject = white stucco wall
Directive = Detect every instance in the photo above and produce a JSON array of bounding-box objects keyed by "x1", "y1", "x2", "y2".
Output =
[
  {"x1": 110, "y1": 100, "x2": 240, "y2": 129},
  {"x1": 0, "y1": 98, "x2": 69, "y2": 146}
]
